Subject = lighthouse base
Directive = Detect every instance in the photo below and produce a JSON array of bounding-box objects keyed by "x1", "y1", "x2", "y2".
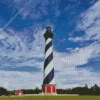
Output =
[{"x1": 42, "y1": 84, "x2": 57, "y2": 95}]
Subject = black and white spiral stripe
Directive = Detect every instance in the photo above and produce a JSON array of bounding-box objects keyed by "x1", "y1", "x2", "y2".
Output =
[{"x1": 43, "y1": 38, "x2": 55, "y2": 85}]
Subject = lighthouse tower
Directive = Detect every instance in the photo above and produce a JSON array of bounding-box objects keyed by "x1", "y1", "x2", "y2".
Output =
[{"x1": 42, "y1": 26, "x2": 56, "y2": 95}]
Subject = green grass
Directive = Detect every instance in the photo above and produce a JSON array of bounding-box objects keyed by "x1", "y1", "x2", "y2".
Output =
[{"x1": 0, "y1": 96, "x2": 100, "y2": 100}]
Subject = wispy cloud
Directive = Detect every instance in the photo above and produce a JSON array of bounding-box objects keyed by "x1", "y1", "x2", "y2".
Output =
[
  {"x1": 54, "y1": 43, "x2": 100, "y2": 88},
  {"x1": 0, "y1": 27, "x2": 45, "y2": 69},
  {"x1": 0, "y1": 70, "x2": 42, "y2": 90},
  {"x1": 0, "y1": 0, "x2": 100, "y2": 90},
  {"x1": 68, "y1": 37, "x2": 84, "y2": 42},
  {"x1": 10, "y1": 0, "x2": 60, "y2": 20},
  {"x1": 77, "y1": 0, "x2": 100, "y2": 41},
  {"x1": 68, "y1": 0, "x2": 100, "y2": 59},
  {"x1": 0, "y1": 32, "x2": 6, "y2": 40},
  {"x1": 54, "y1": 0, "x2": 100, "y2": 89},
  {"x1": 0, "y1": 27, "x2": 45, "y2": 90},
  {"x1": 0, "y1": 25, "x2": 100, "y2": 89},
  {"x1": 68, "y1": 0, "x2": 100, "y2": 42}
]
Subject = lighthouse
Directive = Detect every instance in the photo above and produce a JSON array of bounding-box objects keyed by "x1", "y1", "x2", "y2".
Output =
[{"x1": 42, "y1": 26, "x2": 56, "y2": 95}]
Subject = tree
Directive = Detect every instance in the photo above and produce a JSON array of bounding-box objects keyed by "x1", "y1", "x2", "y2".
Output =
[
  {"x1": 0, "y1": 87, "x2": 9, "y2": 96},
  {"x1": 90, "y1": 84, "x2": 100, "y2": 95},
  {"x1": 35, "y1": 87, "x2": 41, "y2": 94}
]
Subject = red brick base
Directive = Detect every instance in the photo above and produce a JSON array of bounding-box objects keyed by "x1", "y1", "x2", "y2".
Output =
[{"x1": 42, "y1": 84, "x2": 56, "y2": 94}]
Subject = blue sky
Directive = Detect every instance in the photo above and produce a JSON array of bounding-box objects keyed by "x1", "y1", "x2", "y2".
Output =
[{"x1": 0, "y1": 0, "x2": 100, "y2": 90}]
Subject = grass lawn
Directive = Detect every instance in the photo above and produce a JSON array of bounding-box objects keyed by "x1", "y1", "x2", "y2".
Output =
[{"x1": 0, "y1": 96, "x2": 100, "y2": 100}]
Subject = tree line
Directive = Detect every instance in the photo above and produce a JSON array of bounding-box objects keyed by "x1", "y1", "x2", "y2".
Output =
[
  {"x1": 0, "y1": 84, "x2": 100, "y2": 96},
  {"x1": 57, "y1": 84, "x2": 100, "y2": 95}
]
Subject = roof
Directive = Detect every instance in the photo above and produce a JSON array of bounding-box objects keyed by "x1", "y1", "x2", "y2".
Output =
[{"x1": 15, "y1": 90, "x2": 23, "y2": 93}]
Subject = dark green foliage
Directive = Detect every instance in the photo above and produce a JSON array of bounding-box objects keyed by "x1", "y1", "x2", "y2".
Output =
[
  {"x1": 0, "y1": 87, "x2": 9, "y2": 96},
  {"x1": 57, "y1": 84, "x2": 100, "y2": 95},
  {"x1": 1, "y1": 84, "x2": 100, "y2": 95},
  {"x1": 90, "y1": 84, "x2": 100, "y2": 95},
  {"x1": 22, "y1": 87, "x2": 41, "y2": 94}
]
